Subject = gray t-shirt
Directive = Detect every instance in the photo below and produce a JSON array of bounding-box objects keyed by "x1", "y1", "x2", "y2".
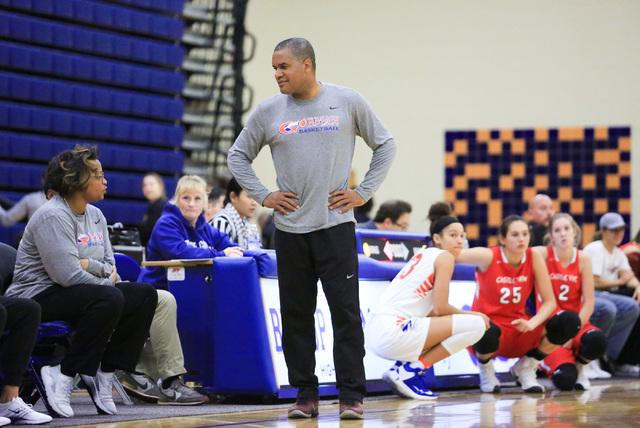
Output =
[
  {"x1": 227, "y1": 82, "x2": 396, "y2": 234},
  {"x1": 0, "y1": 191, "x2": 47, "y2": 226},
  {"x1": 6, "y1": 195, "x2": 115, "y2": 299}
]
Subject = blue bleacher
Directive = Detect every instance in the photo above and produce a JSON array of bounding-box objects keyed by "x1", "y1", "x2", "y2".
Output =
[
  {"x1": 0, "y1": 71, "x2": 184, "y2": 121},
  {"x1": 0, "y1": 42, "x2": 185, "y2": 95},
  {"x1": 105, "y1": 0, "x2": 185, "y2": 14},
  {"x1": 0, "y1": 10, "x2": 184, "y2": 67},
  {"x1": 93, "y1": 199, "x2": 149, "y2": 224},
  {"x1": 0, "y1": 161, "x2": 178, "y2": 199},
  {"x1": 0, "y1": 0, "x2": 184, "y2": 41},
  {"x1": 0, "y1": 101, "x2": 183, "y2": 147},
  {"x1": 0, "y1": 0, "x2": 186, "y2": 246},
  {"x1": 0, "y1": 223, "x2": 27, "y2": 248},
  {"x1": 0, "y1": 132, "x2": 184, "y2": 174}
]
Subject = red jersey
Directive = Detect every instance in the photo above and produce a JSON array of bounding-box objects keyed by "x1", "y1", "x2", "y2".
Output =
[
  {"x1": 540, "y1": 246, "x2": 582, "y2": 313},
  {"x1": 472, "y1": 246, "x2": 534, "y2": 323}
]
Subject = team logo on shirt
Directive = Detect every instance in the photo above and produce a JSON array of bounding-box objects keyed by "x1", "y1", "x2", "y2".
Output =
[
  {"x1": 278, "y1": 116, "x2": 339, "y2": 134},
  {"x1": 549, "y1": 273, "x2": 579, "y2": 283},
  {"x1": 77, "y1": 233, "x2": 104, "y2": 246},
  {"x1": 184, "y1": 239, "x2": 212, "y2": 249}
]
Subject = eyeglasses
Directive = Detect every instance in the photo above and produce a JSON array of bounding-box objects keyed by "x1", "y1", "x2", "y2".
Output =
[
  {"x1": 393, "y1": 222, "x2": 409, "y2": 231},
  {"x1": 93, "y1": 172, "x2": 105, "y2": 180}
]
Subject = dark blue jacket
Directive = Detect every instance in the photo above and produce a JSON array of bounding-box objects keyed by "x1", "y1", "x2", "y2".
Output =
[{"x1": 137, "y1": 202, "x2": 238, "y2": 289}]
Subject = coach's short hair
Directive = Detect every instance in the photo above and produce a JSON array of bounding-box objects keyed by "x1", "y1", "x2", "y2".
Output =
[{"x1": 274, "y1": 37, "x2": 316, "y2": 70}]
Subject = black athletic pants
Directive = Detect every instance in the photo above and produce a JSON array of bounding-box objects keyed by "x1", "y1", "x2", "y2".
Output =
[
  {"x1": 33, "y1": 282, "x2": 157, "y2": 377},
  {"x1": 0, "y1": 296, "x2": 41, "y2": 386},
  {"x1": 275, "y1": 222, "x2": 366, "y2": 401}
]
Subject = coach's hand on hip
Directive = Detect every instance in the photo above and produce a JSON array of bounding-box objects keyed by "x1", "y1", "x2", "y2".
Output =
[
  {"x1": 264, "y1": 191, "x2": 299, "y2": 215},
  {"x1": 328, "y1": 189, "x2": 365, "y2": 214}
]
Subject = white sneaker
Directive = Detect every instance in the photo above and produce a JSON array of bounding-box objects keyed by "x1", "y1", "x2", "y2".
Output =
[
  {"x1": 585, "y1": 360, "x2": 611, "y2": 379},
  {"x1": 41, "y1": 364, "x2": 75, "y2": 418},
  {"x1": 575, "y1": 363, "x2": 591, "y2": 390},
  {"x1": 478, "y1": 360, "x2": 501, "y2": 393},
  {"x1": 510, "y1": 356, "x2": 544, "y2": 393},
  {"x1": 614, "y1": 363, "x2": 640, "y2": 377},
  {"x1": 80, "y1": 368, "x2": 117, "y2": 415},
  {"x1": 0, "y1": 396, "x2": 53, "y2": 425},
  {"x1": 0, "y1": 416, "x2": 9, "y2": 427}
]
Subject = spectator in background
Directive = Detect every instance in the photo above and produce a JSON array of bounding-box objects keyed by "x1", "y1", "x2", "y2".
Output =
[
  {"x1": 0, "y1": 189, "x2": 47, "y2": 227},
  {"x1": 6, "y1": 145, "x2": 158, "y2": 418},
  {"x1": 210, "y1": 178, "x2": 260, "y2": 249},
  {"x1": 140, "y1": 173, "x2": 168, "y2": 248},
  {"x1": 356, "y1": 200, "x2": 411, "y2": 231},
  {"x1": 258, "y1": 212, "x2": 276, "y2": 250},
  {"x1": 354, "y1": 195, "x2": 374, "y2": 224},
  {"x1": 621, "y1": 228, "x2": 640, "y2": 279},
  {"x1": 134, "y1": 175, "x2": 244, "y2": 403},
  {"x1": 525, "y1": 194, "x2": 555, "y2": 247},
  {"x1": 0, "y1": 195, "x2": 14, "y2": 210},
  {"x1": 204, "y1": 187, "x2": 225, "y2": 223},
  {"x1": 585, "y1": 212, "x2": 640, "y2": 376},
  {"x1": 139, "y1": 175, "x2": 244, "y2": 290}
]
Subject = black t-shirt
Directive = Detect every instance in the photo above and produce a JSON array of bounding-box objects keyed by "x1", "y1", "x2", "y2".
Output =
[
  {"x1": 529, "y1": 222, "x2": 547, "y2": 247},
  {"x1": 140, "y1": 197, "x2": 167, "y2": 247}
]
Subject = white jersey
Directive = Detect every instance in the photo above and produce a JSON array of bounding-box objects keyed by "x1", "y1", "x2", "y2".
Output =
[{"x1": 372, "y1": 247, "x2": 444, "y2": 319}]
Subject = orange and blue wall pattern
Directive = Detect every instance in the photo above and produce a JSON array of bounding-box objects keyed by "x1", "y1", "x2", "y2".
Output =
[{"x1": 444, "y1": 126, "x2": 631, "y2": 248}]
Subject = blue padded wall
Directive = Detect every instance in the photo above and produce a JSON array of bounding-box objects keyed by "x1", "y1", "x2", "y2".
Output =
[{"x1": 0, "y1": 0, "x2": 186, "y2": 245}]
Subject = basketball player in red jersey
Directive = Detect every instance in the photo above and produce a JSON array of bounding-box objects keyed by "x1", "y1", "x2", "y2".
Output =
[
  {"x1": 533, "y1": 213, "x2": 606, "y2": 391},
  {"x1": 456, "y1": 215, "x2": 581, "y2": 393}
]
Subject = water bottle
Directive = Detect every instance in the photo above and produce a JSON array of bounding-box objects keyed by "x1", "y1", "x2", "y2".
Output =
[{"x1": 248, "y1": 233, "x2": 262, "y2": 250}]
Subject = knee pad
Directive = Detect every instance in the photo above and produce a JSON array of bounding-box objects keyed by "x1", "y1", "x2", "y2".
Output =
[
  {"x1": 579, "y1": 329, "x2": 607, "y2": 361},
  {"x1": 546, "y1": 310, "x2": 581, "y2": 345},
  {"x1": 473, "y1": 321, "x2": 501, "y2": 355},
  {"x1": 551, "y1": 363, "x2": 578, "y2": 391},
  {"x1": 441, "y1": 314, "x2": 486, "y2": 355}
]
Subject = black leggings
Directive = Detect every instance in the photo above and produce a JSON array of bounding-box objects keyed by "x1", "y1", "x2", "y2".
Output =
[
  {"x1": 0, "y1": 296, "x2": 41, "y2": 386},
  {"x1": 33, "y1": 282, "x2": 157, "y2": 376}
]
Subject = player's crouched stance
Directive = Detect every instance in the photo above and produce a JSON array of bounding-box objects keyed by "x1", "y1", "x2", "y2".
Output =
[
  {"x1": 365, "y1": 214, "x2": 489, "y2": 399},
  {"x1": 457, "y1": 215, "x2": 582, "y2": 394}
]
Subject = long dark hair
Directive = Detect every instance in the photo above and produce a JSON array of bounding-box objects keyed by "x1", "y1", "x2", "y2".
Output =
[{"x1": 225, "y1": 178, "x2": 245, "y2": 205}]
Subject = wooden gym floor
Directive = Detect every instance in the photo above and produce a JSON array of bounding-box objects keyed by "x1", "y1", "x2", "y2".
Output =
[{"x1": 59, "y1": 377, "x2": 640, "y2": 427}]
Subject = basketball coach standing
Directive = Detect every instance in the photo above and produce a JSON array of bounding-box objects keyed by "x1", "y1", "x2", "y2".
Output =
[{"x1": 227, "y1": 37, "x2": 396, "y2": 419}]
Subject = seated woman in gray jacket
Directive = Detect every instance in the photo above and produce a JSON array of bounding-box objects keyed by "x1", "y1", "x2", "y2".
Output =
[{"x1": 5, "y1": 145, "x2": 158, "y2": 419}]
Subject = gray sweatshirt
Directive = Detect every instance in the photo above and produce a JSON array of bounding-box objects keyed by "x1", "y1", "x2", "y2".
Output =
[
  {"x1": 227, "y1": 83, "x2": 396, "y2": 234},
  {"x1": 6, "y1": 195, "x2": 115, "y2": 300}
]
